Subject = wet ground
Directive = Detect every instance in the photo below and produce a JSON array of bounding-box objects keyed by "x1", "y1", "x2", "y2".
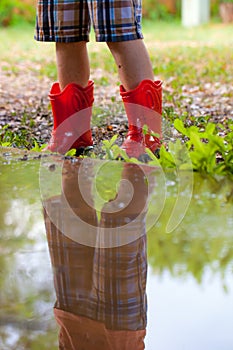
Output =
[{"x1": 0, "y1": 148, "x2": 233, "y2": 349}]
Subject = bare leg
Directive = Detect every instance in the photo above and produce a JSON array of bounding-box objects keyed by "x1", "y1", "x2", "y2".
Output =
[
  {"x1": 56, "y1": 42, "x2": 90, "y2": 90},
  {"x1": 107, "y1": 39, "x2": 154, "y2": 91}
]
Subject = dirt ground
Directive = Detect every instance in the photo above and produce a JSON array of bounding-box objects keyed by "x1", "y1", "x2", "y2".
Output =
[{"x1": 0, "y1": 58, "x2": 232, "y2": 149}]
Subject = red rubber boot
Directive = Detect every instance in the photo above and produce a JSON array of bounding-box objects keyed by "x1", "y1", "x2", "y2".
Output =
[
  {"x1": 46, "y1": 81, "x2": 94, "y2": 154},
  {"x1": 120, "y1": 80, "x2": 162, "y2": 159}
]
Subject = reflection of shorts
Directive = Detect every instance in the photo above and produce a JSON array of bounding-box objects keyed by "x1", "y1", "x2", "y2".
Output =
[
  {"x1": 35, "y1": 0, "x2": 144, "y2": 43},
  {"x1": 44, "y1": 196, "x2": 147, "y2": 331}
]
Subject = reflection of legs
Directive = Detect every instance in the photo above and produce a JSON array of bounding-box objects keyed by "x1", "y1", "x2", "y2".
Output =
[
  {"x1": 43, "y1": 160, "x2": 98, "y2": 347},
  {"x1": 43, "y1": 161, "x2": 148, "y2": 349},
  {"x1": 44, "y1": 160, "x2": 100, "y2": 349},
  {"x1": 100, "y1": 163, "x2": 149, "y2": 229}
]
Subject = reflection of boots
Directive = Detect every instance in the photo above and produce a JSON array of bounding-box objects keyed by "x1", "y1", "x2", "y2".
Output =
[
  {"x1": 120, "y1": 79, "x2": 162, "y2": 158},
  {"x1": 46, "y1": 81, "x2": 94, "y2": 154}
]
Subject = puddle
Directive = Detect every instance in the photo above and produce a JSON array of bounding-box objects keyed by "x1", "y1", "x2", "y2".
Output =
[{"x1": 0, "y1": 148, "x2": 233, "y2": 350}]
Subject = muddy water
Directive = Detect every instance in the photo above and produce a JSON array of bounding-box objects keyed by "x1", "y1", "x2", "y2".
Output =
[{"x1": 0, "y1": 149, "x2": 233, "y2": 350}]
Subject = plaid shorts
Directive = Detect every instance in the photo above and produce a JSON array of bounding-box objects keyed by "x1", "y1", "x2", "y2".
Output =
[{"x1": 35, "y1": 0, "x2": 143, "y2": 42}]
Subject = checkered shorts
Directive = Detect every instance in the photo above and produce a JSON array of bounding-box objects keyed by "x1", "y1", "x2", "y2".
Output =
[{"x1": 35, "y1": 0, "x2": 143, "y2": 42}]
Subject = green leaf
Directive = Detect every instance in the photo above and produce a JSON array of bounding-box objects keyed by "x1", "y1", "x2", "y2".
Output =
[
  {"x1": 65, "y1": 148, "x2": 76, "y2": 156},
  {"x1": 109, "y1": 134, "x2": 118, "y2": 147},
  {"x1": 189, "y1": 131, "x2": 205, "y2": 153},
  {"x1": 159, "y1": 145, "x2": 176, "y2": 168},
  {"x1": 146, "y1": 148, "x2": 161, "y2": 166},
  {"x1": 173, "y1": 119, "x2": 188, "y2": 136},
  {"x1": 1, "y1": 142, "x2": 11, "y2": 147},
  {"x1": 142, "y1": 125, "x2": 149, "y2": 135},
  {"x1": 205, "y1": 123, "x2": 216, "y2": 135}
]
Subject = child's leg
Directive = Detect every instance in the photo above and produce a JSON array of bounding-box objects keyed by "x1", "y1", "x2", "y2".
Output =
[
  {"x1": 108, "y1": 39, "x2": 162, "y2": 158},
  {"x1": 35, "y1": 0, "x2": 94, "y2": 154},
  {"x1": 56, "y1": 41, "x2": 90, "y2": 90},
  {"x1": 107, "y1": 39, "x2": 154, "y2": 91},
  {"x1": 47, "y1": 41, "x2": 93, "y2": 154}
]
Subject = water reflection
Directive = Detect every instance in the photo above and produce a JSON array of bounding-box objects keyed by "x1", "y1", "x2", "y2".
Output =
[
  {"x1": 0, "y1": 150, "x2": 233, "y2": 349},
  {"x1": 43, "y1": 159, "x2": 152, "y2": 349}
]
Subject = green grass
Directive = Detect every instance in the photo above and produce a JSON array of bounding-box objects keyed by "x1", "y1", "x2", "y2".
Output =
[
  {"x1": 152, "y1": 46, "x2": 233, "y2": 85},
  {"x1": 1, "y1": 20, "x2": 232, "y2": 80},
  {"x1": 143, "y1": 20, "x2": 233, "y2": 45}
]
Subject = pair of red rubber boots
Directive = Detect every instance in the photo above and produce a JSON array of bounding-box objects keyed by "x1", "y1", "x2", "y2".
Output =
[{"x1": 46, "y1": 79, "x2": 162, "y2": 158}]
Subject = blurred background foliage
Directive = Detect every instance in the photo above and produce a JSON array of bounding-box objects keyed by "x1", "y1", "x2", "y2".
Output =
[
  {"x1": 0, "y1": 0, "x2": 226, "y2": 27},
  {"x1": 0, "y1": 0, "x2": 35, "y2": 27}
]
